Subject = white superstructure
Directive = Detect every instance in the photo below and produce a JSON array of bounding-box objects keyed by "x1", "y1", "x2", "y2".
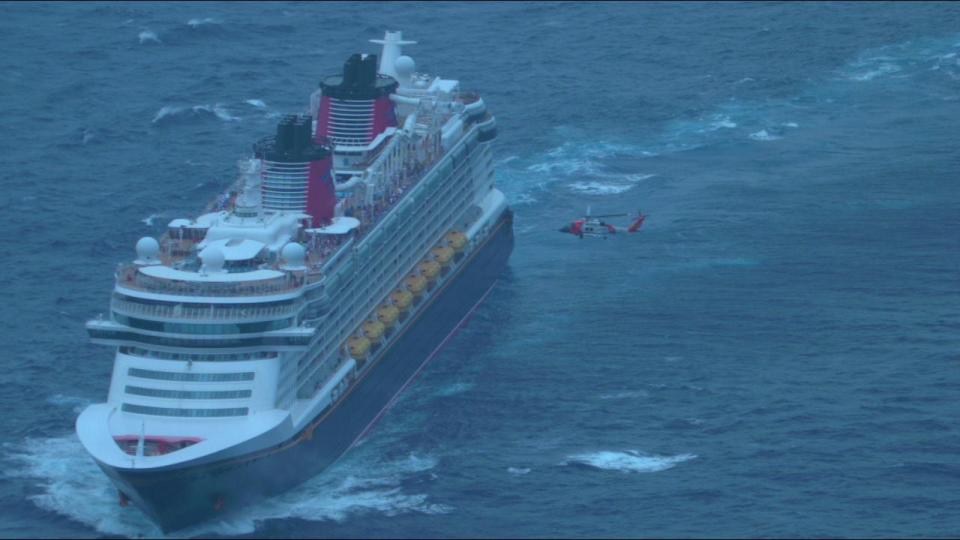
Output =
[{"x1": 78, "y1": 31, "x2": 503, "y2": 472}]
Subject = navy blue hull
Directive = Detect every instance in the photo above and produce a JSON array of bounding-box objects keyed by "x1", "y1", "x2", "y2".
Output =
[{"x1": 98, "y1": 208, "x2": 514, "y2": 532}]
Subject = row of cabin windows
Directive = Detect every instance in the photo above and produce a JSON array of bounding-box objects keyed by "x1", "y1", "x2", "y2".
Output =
[
  {"x1": 90, "y1": 329, "x2": 308, "y2": 348},
  {"x1": 119, "y1": 346, "x2": 277, "y2": 362},
  {"x1": 113, "y1": 314, "x2": 293, "y2": 335},
  {"x1": 121, "y1": 403, "x2": 249, "y2": 417},
  {"x1": 125, "y1": 385, "x2": 252, "y2": 400},
  {"x1": 128, "y1": 367, "x2": 254, "y2": 382},
  {"x1": 113, "y1": 294, "x2": 297, "y2": 309}
]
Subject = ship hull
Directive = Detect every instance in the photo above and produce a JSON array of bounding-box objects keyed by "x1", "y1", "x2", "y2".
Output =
[{"x1": 95, "y1": 208, "x2": 514, "y2": 532}]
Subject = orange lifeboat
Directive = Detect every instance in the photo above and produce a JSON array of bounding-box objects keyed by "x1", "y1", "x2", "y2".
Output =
[
  {"x1": 348, "y1": 336, "x2": 370, "y2": 360},
  {"x1": 405, "y1": 274, "x2": 426, "y2": 296},
  {"x1": 391, "y1": 289, "x2": 413, "y2": 311},
  {"x1": 446, "y1": 231, "x2": 467, "y2": 252},
  {"x1": 363, "y1": 320, "x2": 385, "y2": 342},
  {"x1": 418, "y1": 260, "x2": 441, "y2": 282},
  {"x1": 377, "y1": 304, "x2": 399, "y2": 328},
  {"x1": 431, "y1": 246, "x2": 454, "y2": 267}
]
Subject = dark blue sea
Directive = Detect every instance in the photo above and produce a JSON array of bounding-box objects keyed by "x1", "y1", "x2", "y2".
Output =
[{"x1": 2, "y1": 2, "x2": 959, "y2": 538}]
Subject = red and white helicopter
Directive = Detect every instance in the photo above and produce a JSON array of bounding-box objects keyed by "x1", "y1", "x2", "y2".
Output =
[{"x1": 559, "y1": 206, "x2": 646, "y2": 239}]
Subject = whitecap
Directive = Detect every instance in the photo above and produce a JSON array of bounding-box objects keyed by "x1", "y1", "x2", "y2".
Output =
[
  {"x1": 208, "y1": 104, "x2": 240, "y2": 122},
  {"x1": 598, "y1": 390, "x2": 650, "y2": 400},
  {"x1": 564, "y1": 450, "x2": 696, "y2": 473},
  {"x1": 187, "y1": 18, "x2": 219, "y2": 28},
  {"x1": 151, "y1": 104, "x2": 240, "y2": 125},
  {"x1": 244, "y1": 99, "x2": 267, "y2": 109},
  {"x1": 436, "y1": 382, "x2": 474, "y2": 397},
  {"x1": 568, "y1": 181, "x2": 635, "y2": 196},
  {"x1": 507, "y1": 467, "x2": 531, "y2": 475},
  {"x1": 848, "y1": 62, "x2": 901, "y2": 81},
  {"x1": 782, "y1": 122, "x2": 799, "y2": 128},
  {"x1": 138, "y1": 30, "x2": 160, "y2": 44},
  {"x1": 141, "y1": 213, "x2": 160, "y2": 226},
  {"x1": 567, "y1": 173, "x2": 654, "y2": 195},
  {"x1": 705, "y1": 114, "x2": 737, "y2": 131},
  {"x1": 5, "y1": 435, "x2": 449, "y2": 537},
  {"x1": 749, "y1": 129, "x2": 782, "y2": 141},
  {"x1": 151, "y1": 105, "x2": 183, "y2": 124}
]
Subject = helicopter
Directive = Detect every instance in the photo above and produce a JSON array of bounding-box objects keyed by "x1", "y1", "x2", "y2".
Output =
[{"x1": 559, "y1": 206, "x2": 646, "y2": 239}]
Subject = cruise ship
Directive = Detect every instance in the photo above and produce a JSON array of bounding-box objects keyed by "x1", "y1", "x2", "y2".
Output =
[{"x1": 76, "y1": 31, "x2": 513, "y2": 532}]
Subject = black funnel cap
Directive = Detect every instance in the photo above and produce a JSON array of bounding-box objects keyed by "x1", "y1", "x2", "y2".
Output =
[
  {"x1": 255, "y1": 114, "x2": 328, "y2": 162},
  {"x1": 320, "y1": 53, "x2": 398, "y2": 100}
]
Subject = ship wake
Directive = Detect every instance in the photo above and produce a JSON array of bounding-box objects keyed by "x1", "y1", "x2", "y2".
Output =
[{"x1": 5, "y1": 434, "x2": 450, "y2": 538}]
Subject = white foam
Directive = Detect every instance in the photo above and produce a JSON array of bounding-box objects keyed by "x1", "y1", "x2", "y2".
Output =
[
  {"x1": 568, "y1": 181, "x2": 634, "y2": 195},
  {"x1": 567, "y1": 173, "x2": 654, "y2": 195},
  {"x1": 749, "y1": 129, "x2": 782, "y2": 141},
  {"x1": 141, "y1": 213, "x2": 160, "y2": 226},
  {"x1": 187, "y1": 18, "x2": 219, "y2": 28},
  {"x1": 46, "y1": 395, "x2": 92, "y2": 414},
  {"x1": 151, "y1": 104, "x2": 241, "y2": 124},
  {"x1": 5, "y1": 434, "x2": 449, "y2": 537},
  {"x1": 435, "y1": 382, "x2": 474, "y2": 397},
  {"x1": 705, "y1": 114, "x2": 737, "y2": 131},
  {"x1": 151, "y1": 105, "x2": 181, "y2": 124},
  {"x1": 848, "y1": 62, "x2": 901, "y2": 81},
  {"x1": 138, "y1": 30, "x2": 160, "y2": 44},
  {"x1": 782, "y1": 122, "x2": 799, "y2": 128},
  {"x1": 507, "y1": 467, "x2": 531, "y2": 476},
  {"x1": 598, "y1": 390, "x2": 650, "y2": 400},
  {"x1": 190, "y1": 104, "x2": 240, "y2": 122},
  {"x1": 564, "y1": 450, "x2": 696, "y2": 473},
  {"x1": 244, "y1": 99, "x2": 267, "y2": 109}
]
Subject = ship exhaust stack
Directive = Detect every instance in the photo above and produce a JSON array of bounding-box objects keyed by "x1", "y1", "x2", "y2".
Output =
[
  {"x1": 254, "y1": 114, "x2": 336, "y2": 224},
  {"x1": 316, "y1": 53, "x2": 399, "y2": 146}
]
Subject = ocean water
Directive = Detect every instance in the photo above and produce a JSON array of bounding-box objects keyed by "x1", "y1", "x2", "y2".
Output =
[{"x1": 1, "y1": 2, "x2": 959, "y2": 538}]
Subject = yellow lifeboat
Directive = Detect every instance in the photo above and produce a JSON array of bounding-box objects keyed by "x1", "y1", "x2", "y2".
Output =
[
  {"x1": 377, "y1": 304, "x2": 399, "y2": 328},
  {"x1": 348, "y1": 336, "x2": 370, "y2": 360},
  {"x1": 405, "y1": 274, "x2": 426, "y2": 296},
  {"x1": 391, "y1": 289, "x2": 413, "y2": 311},
  {"x1": 418, "y1": 260, "x2": 441, "y2": 282},
  {"x1": 431, "y1": 246, "x2": 454, "y2": 267},
  {"x1": 363, "y1": 320, "x2": 385, "y2": 342},
  {"x1": 446, "y1": 231, "x2": 467, "y2": 253}
]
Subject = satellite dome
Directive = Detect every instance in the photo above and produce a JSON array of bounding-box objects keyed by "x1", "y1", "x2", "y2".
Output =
[
  {"x1": 395, "y1": 55, "x2": 415, "y2": 77},
  {"x1": 135, "y1": 236, "x2": 160, "y2": 265},
  {"x1": 281, "y1": 242, "x2": 306, "y2": 270},
  {"x1": 200, "y1": 246, "x2": 226, "y2": 273}
]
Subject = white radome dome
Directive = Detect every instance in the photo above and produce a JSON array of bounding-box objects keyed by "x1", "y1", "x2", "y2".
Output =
[
  {"x1": 395, "y1": 55, "x2": 415, "y2": 77},
  {"x1": 281, "y1": 242, "x2": 306, "y2": 269},
  {"x1": 200, "y1": 246, "x2": 226, "y2": 273},
  {"x1": 135, "y1": 236, "x2": 160, "y2": 264}
]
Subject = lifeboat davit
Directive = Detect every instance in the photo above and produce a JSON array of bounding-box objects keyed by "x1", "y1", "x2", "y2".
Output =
[
  {"x1": 377, "y1": 304, "x2": 399, "y2": 328},
  {"x1": 446, "y1": 231, "x2": 467, "y2": 252},
  {"x1": 431, "y1": 246, "x2": 454, "y2": 267},
  {"x1": 418, "y1": 260, "x2": 441, "y2": 282},
  {"x1": 391, "y1": 289, "x2": 413, "y2": 311},
  {"x1": 348, "y1": 336, "x2": 370, "y2": 360},
  {"x1": 405, "y1": 274, "x2": 426, "y2": 296},
  {"x1": 363, "y1": 320, "x2": 385, "y2": 342}
]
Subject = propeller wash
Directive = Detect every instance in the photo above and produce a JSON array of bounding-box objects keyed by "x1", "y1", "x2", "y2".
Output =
[{"x1": 77, "y1": 31, "x2": 513, "y2": 532}]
